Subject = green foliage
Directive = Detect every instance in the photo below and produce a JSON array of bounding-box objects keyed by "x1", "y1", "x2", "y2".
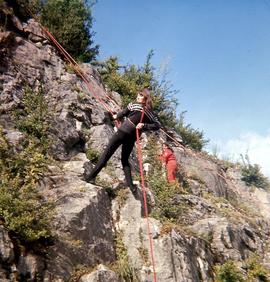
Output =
[
  {"x1": 174, "y1": 112, "x2": 209, "y2": 151},
  {"x1": 97, "y1": 52, "x2": 208, "y2": 150},
  {"x1": 215, "y1": 257, "x2": 270, "y2": 282},
  {"x1": 0, "y1": 129, "x2": 53, "y2": 242},
  {"x1": 0, "y1": 0, "x2": 42, "y2": 23},
  {"x1": 0, "y1": 86, "x2": 54, "y2": 243},
  {"x1": 215, "y1": 260, "x2": 244, "y2": 282},
  {"x1": 97, "y1": 56, "x2": 150, "y2": 106},
  {"x1": 41, "y1": 0, "x2": 99, "y2": 62},
  {"x1": 144, "y1": 137, "x2": 185, "y2": 222},
  {"x1": 245, "y1": 255, "x2": 270, "y2": 282},
  {"x1": 240, "y1": 154, "x2": 269, "y2": 190},
  {"x1": 97, "y1": 51, "x2": 179, "y2": 128},
  {"x1": 15, "y1": 85, "x2": 50, "y2": 144},
  {"x1": 86, "y1": 146, "x2": 100, "y2": 163},
  {"x1": 112, "y1": 231, "x2": 139, "y2": 281}
]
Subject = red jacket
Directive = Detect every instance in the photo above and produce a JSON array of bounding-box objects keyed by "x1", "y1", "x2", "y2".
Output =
[{"x1": 159, "y1": 148, "x2": 176, "y2": 164}]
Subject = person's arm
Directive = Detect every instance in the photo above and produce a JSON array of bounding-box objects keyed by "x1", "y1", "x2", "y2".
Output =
[
  {"x1": 158, "y1": 153, "x2": 166, "y2": 163},
  {"x1": 114, "y1": 103, "x2": 132, "y2": 119},
  {"x1": 142, "y1": 113, "x2": 161, "y2": 131}
]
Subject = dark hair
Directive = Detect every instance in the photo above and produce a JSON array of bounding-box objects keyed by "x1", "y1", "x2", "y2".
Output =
[
  {"x1": 163, "y1": 142, "x2": 174, "y2": 152},
  {"x1": 139, "y1": 88, "x2": 153, "y2": 109}
]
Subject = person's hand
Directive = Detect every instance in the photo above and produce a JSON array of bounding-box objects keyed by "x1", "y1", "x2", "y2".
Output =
[{"x1": 136, "y1": 123, "x2": 144, "y2": 129}]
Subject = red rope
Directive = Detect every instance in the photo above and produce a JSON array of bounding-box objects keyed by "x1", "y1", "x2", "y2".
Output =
[
  {"x1": 40, "y1": 26, "x2": 120, "y2": 127},
  {"x1": 39, "y1": 24, "x2": 230, "y2": 278},
  {"x1": 40, "y1": 23, "x2": 158, "y2": 278},
  {"x1": 136, "y1": 110, "x2": 158, "y2": 282},
  {"x1": 160, "y1": 128, "x2": 185, "y2": 149}
]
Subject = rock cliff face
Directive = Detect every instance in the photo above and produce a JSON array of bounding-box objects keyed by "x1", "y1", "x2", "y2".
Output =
[{"x1": 0, "y1": 16, "x2": 270, "y2": 282}]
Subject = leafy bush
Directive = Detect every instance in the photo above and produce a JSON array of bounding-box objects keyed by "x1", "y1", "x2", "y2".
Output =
[
  {"x1": 144, "y1": 137, "x2": 185, "y2": 222},
  {"x1": 97, "y1": 52, "x2": 208, "y2": 150},
  {"x1": 112, "y1": 231, "x2": 139, "y2": 281},
  {"x1": 86, "y1": 146, "x2": 100, "y2": 163},
  {"x1": 245, "y1": 255, "x2": 270, "y2": 281},
  {"x1": 0, "y1": 129, "x2": 53, "y2": 242},
  {"x1": 15, "y1": 85, "x2": 50, "y2": 142},
  {"x1": 97, "y1": 56, "x2": 151, "y2": 106},
  {"x1": 41, "y1": 0, "x2": 99, "y2": 62},
  {"x1": 174, "y1": 112, "x2": 209, "y2": 151},
  {"x1": 215, "y1": 260, "x2": 244, "y2": 282},
  {"x1": 0, "y1": 0, "x2": 42, "y2": 22},
  {"x1": 240, "y1": 154, "x2": 269, "y2": 190},
  {"x1": 0, "y1": 85, "x2": 54, "y2": 243},
  {"x1": 97, "y1": 51, "x2": 179, "y2": 128}
]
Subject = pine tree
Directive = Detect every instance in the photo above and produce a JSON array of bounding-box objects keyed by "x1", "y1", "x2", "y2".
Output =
[{"x1": 41, "y1": 0, "x2": 99, "y2": 62}]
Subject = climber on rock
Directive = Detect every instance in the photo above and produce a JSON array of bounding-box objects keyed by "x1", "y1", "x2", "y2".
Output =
[
  {"x1": 85, "y1": 88, "x2": 161, "y2": 195},
  {"x1": 159, "y1": 142, "x2": 178, "y2": 183}
]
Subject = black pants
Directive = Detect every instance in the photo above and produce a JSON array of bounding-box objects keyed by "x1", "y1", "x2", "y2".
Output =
[{"x1": 87, "y1": 130, "x2": 136, "y2": 187}]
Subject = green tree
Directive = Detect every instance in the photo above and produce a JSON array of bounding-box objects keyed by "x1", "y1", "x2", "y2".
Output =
[
  {"x1": 6, "y1": 0, "x2": 42, "y2": 20},
  {"x1": 41, "y1": 0, "x2": 99, "y2": 62},
  {"x1": 97, "y1": 51, "x2": 179, "y2": 127},
  {"x1": 97, "y1": 51, "x2": 208, "y2": 150},
  {"x1": 174, "y1": 112, "x2": 209, "y2": 151},
  {"x1": 240, "y1": 154, "x2": 269, "y2": 190}
]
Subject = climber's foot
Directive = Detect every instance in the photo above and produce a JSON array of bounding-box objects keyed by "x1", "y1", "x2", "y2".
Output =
[
  {"x1": 130, "y1": 184, "x2": 140, "y2": 200},
  {"x1": 86, "y1": 177, "x2": 96, "y2": 185}
]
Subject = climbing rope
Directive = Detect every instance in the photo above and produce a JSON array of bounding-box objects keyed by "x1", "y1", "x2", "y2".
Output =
[
  {"x1": 37, "y1": 22, "x2": 158, "y2": 281},
  {"x1": 136, "y1": 110, "x2": 158, "y2": 282},
  {"x1": 13, "y1": 11, "x2": 236, "y2": 282},
  {"x1": 40, "y1": 26, "x2": 120, "y2": 127},
  {"x1": 40, "y1": 15, "x2": 231, "y2": 198}
]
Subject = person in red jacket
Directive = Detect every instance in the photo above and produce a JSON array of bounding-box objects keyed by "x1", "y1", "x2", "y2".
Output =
[{"x1": 159, "y1": 142, "x2": 178, "y2": 183}]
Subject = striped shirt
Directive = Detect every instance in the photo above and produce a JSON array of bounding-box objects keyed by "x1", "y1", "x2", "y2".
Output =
[{"x1": 116, "y1": 102, "x2": 161, "y2": 134}]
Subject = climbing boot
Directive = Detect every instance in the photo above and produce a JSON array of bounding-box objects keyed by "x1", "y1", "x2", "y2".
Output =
[{"x1": 130, "y1": 184, "x2": 140, "y2": 200}]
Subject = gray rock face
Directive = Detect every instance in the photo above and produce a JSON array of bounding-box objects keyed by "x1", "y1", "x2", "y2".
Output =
[
  {"x1": 0, "y1": 226, "x2": 14, "y2": 264},
  {"x1": 17, "y1": 253, "x2": 45, "y2": 281},
  {"x1": 112, "y1": 191, "x2": 215, "y2": 282},
  {"x1": 79, "y1": 264, "x2": 119, "y2": 282},
  {"x1": 177, "y1": 151, "x2": 232, "y2": 198},
  {"x1": 190, "y1": 217, "x2": 263, "y2": 261},
  {"x1": 45, "y1": 187, "x2": 115, "y2": 280},
  {"x1": 42, "y1": 155, "x2": 115, "y2": 280},
  {"x1": 49, "y1": 117, "x2": 85, "y2": 160},
  {"x1": 0, "y1": 226, "x2": 15, "y2": 281}
]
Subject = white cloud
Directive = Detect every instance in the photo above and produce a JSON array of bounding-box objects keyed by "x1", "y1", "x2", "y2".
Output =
[{"x1": 208, "y1": 131, "x2": 270, "y2": 178}]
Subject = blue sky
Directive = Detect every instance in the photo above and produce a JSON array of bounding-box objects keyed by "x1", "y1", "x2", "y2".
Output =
[{"x1": 92, "y1": 0, "x2": 270, "y2": 176}]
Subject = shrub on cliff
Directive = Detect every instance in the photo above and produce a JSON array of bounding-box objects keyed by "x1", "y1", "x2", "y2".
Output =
[
  {"x1": 41, "y1": 0, "x2": 99, "y2": 62},
  {"x1": 143, "y1": 136, "x2": 186, "y2": 222},
  {"x1": 215, "y1": 260, "x2": 244, "y2": 282},
  {"x1": 240, "y1": 154, "x2": 269, "y2": 190},
  {"x1": 1, "y1": 0, "x2": 42, "y2": 21},
  {"x1": 174, "y1": 112, "x2": 209, "y2": 151},
  {"x1": 97, "y1": 52, "x2": 208, "y2": 151},
  {"x1": 97, "y1": 51, "x2": 178, "y2": 128},
  {"x1": 0, "y1": 85, "x2": 54, "y2": 243}
]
